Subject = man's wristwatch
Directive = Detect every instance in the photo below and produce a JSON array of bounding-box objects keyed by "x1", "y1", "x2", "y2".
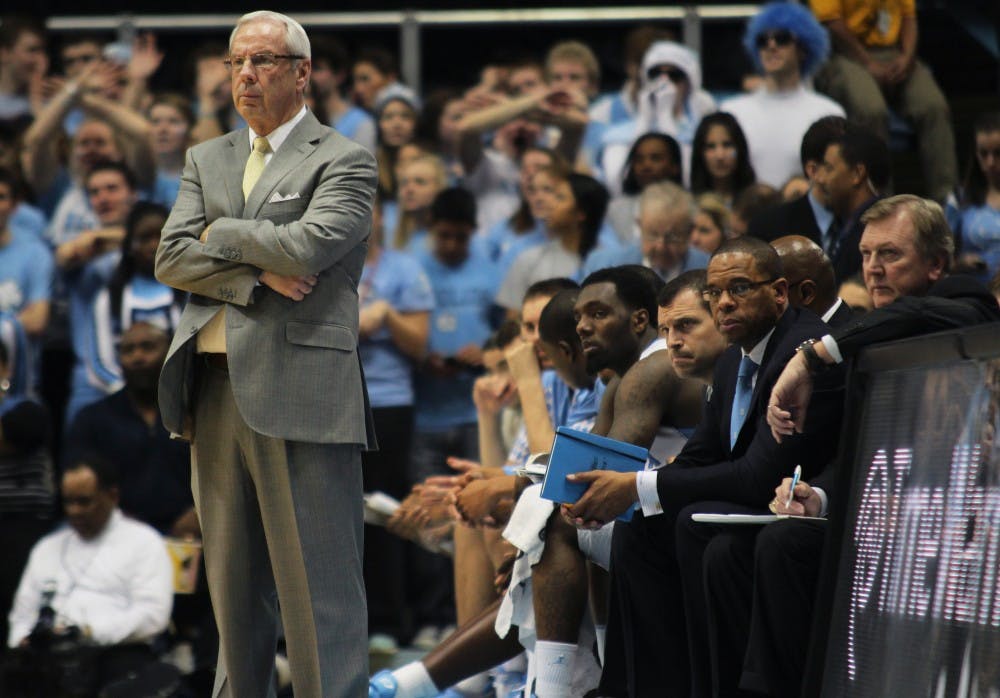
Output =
[{"x1": 795, "y1": 338, "x2": 828, "y2": 375}]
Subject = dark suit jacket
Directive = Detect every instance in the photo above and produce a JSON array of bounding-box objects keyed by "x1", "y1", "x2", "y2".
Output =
[
  {"x1": 655, "y1": 306, "x2": 846, "y2": 510},
  {"x1": 747, "y1": 194, "x2": 821, "y2": 244},
  {"x1": 811, "y1": 274, "x2": 1000, "y2": 496},
  {"x1": 825, "y1": 299, "x2": 856, "y2": 329},
  {"x1": 827, "y1": 197, "x2": 880, "y2": 284},
  {"x1": 832, "y1": 274, "x2": 1000, "y2": 358}
]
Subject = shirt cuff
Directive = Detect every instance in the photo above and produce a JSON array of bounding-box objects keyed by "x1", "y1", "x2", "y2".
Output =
[
  {"x1": 636, "y1": 471, "x2": 663, "y2": 517},
  {"x1": 820, "y1": 334, "x2": 844, "y2": 364},
  {"x1": 813, "y1": 486, "x2": 829, "y2": 517}
]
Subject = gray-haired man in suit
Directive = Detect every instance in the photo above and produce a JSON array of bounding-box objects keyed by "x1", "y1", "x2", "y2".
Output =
[{"x1": 155, "y1": 10, "x2": 377, "y2": 697}]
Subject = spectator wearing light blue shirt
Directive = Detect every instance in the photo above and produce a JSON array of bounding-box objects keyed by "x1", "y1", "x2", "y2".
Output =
[
  {"x1": 0, "y1": 169, "x2": 53, "y2": 343},
  {"x1": 410, "y1": 188, "x2": 501, "y2": 636},
  {"x1": 393, "y1": 153, "x2": 447, "y2": 257},
  {"x1": 65, "y1": 201, "x2": 182, "y2": 426},
  {"x1": 310, "y1": 36, "x2": 376, "y2": 152},
  {"x1": 358, "y1": 205, "x2": 435, "y2": 643},
  {"x1": 147, "y1": 94, "x2": 196, "y2": 209},
  {"x1": 412, "y1": 189, "x2": 499, "y2": 481},
  {"x1": 479, "y1": 146, "x2": 564, "y2": 276}
]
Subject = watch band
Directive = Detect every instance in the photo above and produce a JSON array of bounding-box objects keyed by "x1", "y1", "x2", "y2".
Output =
[{"x1": 796, "y1": 338, "x2": 827, "y2": 374}]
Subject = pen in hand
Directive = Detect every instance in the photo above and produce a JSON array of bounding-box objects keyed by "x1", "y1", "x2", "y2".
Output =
[{"x1": 785, "y1": 464, "x2": 802, "y2": 511}]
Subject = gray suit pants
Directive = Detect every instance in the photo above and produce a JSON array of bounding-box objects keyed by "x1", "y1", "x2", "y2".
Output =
[{"x1": 192, "y1": 363, "x2": 367, "y2": 697}]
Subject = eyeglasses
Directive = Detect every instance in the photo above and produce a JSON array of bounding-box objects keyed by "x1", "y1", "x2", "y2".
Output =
[
  {"x1": 701, "y1": 278, "x2": 777, "y2": 303},
  {"x1": 642, "y1": 230, "x2": 689, "y2": 245},
  {"x1": 223, "y1": 52, "x2": 304, "y2": 72},
  {"x1": 755, "y1": 29, "x2": 796, "y2": 49},
  {"x1": 646, "y1": 65, "x2": 687, "y2": 83}
]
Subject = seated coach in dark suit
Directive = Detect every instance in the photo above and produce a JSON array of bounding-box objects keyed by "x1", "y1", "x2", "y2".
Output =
[
  {"x1": 737, "y1": 195, "x2": 1000, "y2": 698},
  {"x1": 565, "y1": 236, "x2": 846, "y2": 697},
  {"x1": 772, "y1": 234, "x2": 855, "y2": 328}
]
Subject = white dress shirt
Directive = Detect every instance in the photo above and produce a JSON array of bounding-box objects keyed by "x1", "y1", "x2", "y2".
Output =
[
  {"x1": 248, "y1": 104, "x2": 309, "y2": 163},
  {"x1": 7, "y1": 509, "x2": 173, "y2": 647}
]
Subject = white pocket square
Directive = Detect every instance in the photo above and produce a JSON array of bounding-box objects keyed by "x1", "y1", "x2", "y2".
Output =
[{"x1": 268, "y1": 191, "x2": 301, "y2": 203}]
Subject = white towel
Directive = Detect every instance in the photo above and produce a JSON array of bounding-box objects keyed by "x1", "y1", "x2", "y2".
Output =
[{"x1": 495, "y1": 485, "x2": 555, "y2": 642}]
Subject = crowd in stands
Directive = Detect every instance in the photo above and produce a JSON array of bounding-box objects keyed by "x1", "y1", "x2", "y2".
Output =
[{"x1": 0, "y1": 0, "x2": 998, "y2": 695}]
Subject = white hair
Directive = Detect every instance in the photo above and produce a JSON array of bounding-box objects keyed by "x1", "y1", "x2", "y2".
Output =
[
  {"x1": 639, "y1": 180, "x2": 695, "y2": 222},
  {"x1": 230, "y1": 11, "x2": 311, "y2": 60}
]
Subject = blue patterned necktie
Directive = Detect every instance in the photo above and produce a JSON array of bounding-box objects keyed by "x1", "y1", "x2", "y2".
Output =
[{"x1": 730, "y1": 355, "x2": 758, "y2": 449}]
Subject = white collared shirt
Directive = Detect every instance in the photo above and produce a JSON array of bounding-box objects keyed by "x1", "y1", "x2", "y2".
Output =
[
  {"x1": 7, "y1": 509, "x2": 174, "y2": 647},
  {"x1": 821, "y1": 298, "x2": 844, "y2": 324},
  {"x1": 248, "y1": 104, "x2": 309, "y2": 166},
  {"x1": 742, "y1": 327, "x2": 775, "y2": 391}
]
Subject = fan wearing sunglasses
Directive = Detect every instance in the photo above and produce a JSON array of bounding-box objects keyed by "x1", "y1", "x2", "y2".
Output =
[
  {"x1": 600, "y1": 40, "x2": 715, "y2": 195},
  {"x1": 721, "y1": 2, "x2": 845, "y2": 191}
]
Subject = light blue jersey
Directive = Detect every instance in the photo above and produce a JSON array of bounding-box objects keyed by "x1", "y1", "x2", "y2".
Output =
[
  {"x1": 414, "y1": 247, "x2": 499, "y2": 431},
  {"x1": 66, "y1": 256, "x2": 181, "y2": 423},
  {"x1": 359, "y1": 248, "x2": 436, "y2": 408},
  {"x1": 0, "y1": 230, "x2": 53, "y2": 315}
]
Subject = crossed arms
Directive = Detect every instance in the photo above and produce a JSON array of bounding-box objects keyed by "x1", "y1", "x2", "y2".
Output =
[{"x1": 155, "y1": 138, "x2": 377, "y2": 305}]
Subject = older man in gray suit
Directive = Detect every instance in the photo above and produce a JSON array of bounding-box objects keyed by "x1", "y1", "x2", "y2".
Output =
[{"x1": 155, "y1": 10, "x2": 377, "y2": 697}]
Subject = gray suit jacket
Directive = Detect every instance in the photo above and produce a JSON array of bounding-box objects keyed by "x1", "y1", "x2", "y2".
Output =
[{"x1": 155, "y1": 110, "x2": 378, "y2": 447}]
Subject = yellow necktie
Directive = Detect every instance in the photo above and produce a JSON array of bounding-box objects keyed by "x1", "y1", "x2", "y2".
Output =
[{"x1": 242, "y1": 136, "x2": 271, "y2": 199}]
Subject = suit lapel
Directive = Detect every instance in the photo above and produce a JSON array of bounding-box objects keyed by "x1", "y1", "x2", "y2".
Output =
[
  {"x1": 244, "y1": 111, "x2": 323, "y2": 218},
  {"x1": 226, "y1": 131, "x2": 250, "y2": 218}
]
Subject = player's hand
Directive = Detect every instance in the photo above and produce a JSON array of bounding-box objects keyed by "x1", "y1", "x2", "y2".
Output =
[
  {"x1": 473, "y1": 373, "x2": 517, "y2": 415},
  {"x1": 563, "y1": 470, "x2": 638, "y2": 526},
  {"x1": 494, "y1": 544, "x2": 519, "y2": 593},
  {"x1": 505, "y1": 339, "x2": 541, "y2": 384},
  {"x1": 451, "y1": 476, "x2": 515, "y2": 526}
]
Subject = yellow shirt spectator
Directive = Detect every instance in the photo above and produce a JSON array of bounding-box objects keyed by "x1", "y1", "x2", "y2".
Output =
[{"x1": 809, "y1": 0, "x2": 916, "y2": 47}]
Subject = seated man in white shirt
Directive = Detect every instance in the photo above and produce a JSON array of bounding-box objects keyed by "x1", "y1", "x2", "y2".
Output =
[{"x1": 6, "y1": 457, "x2": 173, "y2": 692}]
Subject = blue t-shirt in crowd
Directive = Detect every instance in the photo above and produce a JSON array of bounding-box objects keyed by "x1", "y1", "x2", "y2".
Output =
[
  {"x1": 0, "y1": 312, "x2": 32, "y2": 395},
  {"x1": 359, "y1": 248, "x2": 435, "y2": 409},
  {"x1": 66, "y1": 258, "x2": 181, "y2": 423},
  {"x1": 954, "y1": 203, "x2": 1000, "y2": 279},
  {"x1": 414, "y1": 247, "x2": 499, "y2": 431},
  {"x1": 10, "y1": 203, "x2": 46, "y2": 243},
  {"x1": 150, "y1": 171, "x2": 181, "y2": 209},
  {"x1": 381, "y1": 201, "x2": 399, "y2": 248},
  {"x1": 0, "y1": 229, "x2": 54, "y2": 315},
  {"x1": 399, "y1": 227, "x2": 431, "y2": 257},
  {"x1": 480, "y1": 217, "x2": 545, "y2": 263},
  {"x1": 334, "y1": 106, "x2": 375, "y2": 144}
]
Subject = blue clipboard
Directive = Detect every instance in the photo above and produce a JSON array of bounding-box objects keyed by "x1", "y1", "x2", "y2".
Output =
[{"x1": 540, "y1": 427, "x2": 649, "y2": 522}]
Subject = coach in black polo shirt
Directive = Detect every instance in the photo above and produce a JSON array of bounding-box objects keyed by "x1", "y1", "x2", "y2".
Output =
[{"x1": 63, "y1": 322, "x2": 195, "y2": 536}]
